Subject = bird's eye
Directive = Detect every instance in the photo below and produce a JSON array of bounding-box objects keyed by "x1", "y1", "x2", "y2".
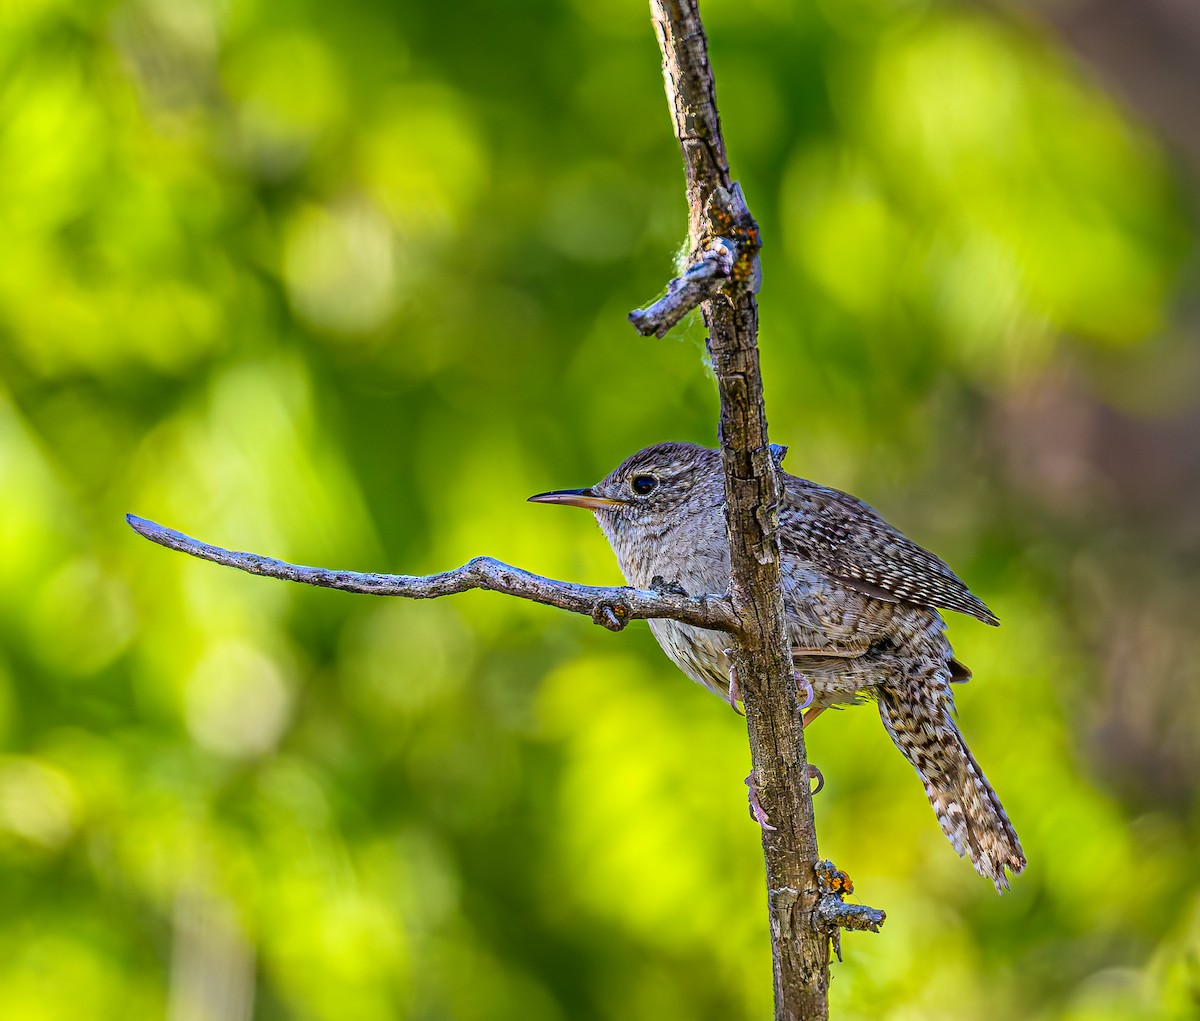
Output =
[{"x1": 631, "y1": 474, "x2": 658, "y2": 496}]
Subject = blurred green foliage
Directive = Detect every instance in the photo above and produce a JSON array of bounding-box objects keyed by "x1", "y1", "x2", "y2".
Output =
[{"x1": 1, "y1": 0, "x2": 1197, "y2": 1018}]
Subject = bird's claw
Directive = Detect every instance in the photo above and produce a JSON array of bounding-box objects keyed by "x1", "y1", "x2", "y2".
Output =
[
  {"x1": 795, "y1": 673, "x2": 814, "y2": 710},
  {"x1": 807, "y1": 763, "x2": 825, "y2": 796},
  {"x1": 796, "y1": 674, "x2": 824, "y2": 729},
  {"x1": 745, "y1": 773, "x2": 777, "y2": 831}
]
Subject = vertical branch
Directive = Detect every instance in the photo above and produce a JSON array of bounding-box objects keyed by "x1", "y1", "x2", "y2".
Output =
[{"x1": 647, "y1": 2, "x2": 831, "y2": 1018}]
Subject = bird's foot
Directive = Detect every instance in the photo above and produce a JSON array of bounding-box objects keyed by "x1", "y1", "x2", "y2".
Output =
[
  {"x1": 745, "y1": 764, "x2": 823, "y2": 831},
  {"x1": 723, "y1": 648, "x2": 744, "y2": 715},
  {"x1": 745, "y1": 773, "x2": 777, "y2": 831}
]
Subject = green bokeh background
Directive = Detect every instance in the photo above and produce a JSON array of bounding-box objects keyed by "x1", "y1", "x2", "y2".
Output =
[{"x1": 2, "y1": 0, "x2": 1198, "y2": 1018}]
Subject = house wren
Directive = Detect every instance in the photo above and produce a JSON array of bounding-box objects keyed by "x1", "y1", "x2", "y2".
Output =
[{"x1": 529, "y1": 441, "x2": 1025, "y2": 892}]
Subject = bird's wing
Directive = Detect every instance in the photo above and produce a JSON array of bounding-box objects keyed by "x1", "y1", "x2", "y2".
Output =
[{"x1": 778, "y1": 476, "x2": 999, "y2": 626}]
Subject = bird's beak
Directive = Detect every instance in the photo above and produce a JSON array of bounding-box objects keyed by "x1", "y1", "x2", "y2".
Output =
[{"x1": 527, "y1": 487, "x2": 625, "y2": 510}]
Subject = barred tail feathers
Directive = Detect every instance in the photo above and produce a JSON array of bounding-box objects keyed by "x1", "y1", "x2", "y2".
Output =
[{"x1": 878, "y1": 686, "x2": 1025, "y2": 892}]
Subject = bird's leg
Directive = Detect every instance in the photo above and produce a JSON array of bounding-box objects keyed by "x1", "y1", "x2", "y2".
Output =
[
  {"x1": 795, "y1": 676, "x2": 825, "y2": 780},
  {"x1": 745, "y1": 772, "x2": 777, "y2": 831},
  {"x1": 722, "y1": 648, "x2": 744, "y2": 715}
]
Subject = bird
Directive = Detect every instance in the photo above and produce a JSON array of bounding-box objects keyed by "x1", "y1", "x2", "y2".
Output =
[{"x1": 528, "y1": 441, "x2": 1025, "y2": 892}]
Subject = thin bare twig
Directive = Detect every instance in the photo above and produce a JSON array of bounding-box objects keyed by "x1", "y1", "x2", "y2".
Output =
[
  {"x1": 124, "y1": 514, "x2": 739, "y2": 634},
  {"x1": 628, "y1": 185, "x2": 760, "y2": 337},
  {"x1": 628, "y1": 237, "x2": 736, "y2": 337},
  {"x1": 813, "y1": 861, "x2": 886, "y2": 963}
]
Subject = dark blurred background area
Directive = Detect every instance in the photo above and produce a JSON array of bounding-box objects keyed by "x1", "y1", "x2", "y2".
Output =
[{"x1": 0, "y1": 0, "x2": 1197, "y2": 1018}]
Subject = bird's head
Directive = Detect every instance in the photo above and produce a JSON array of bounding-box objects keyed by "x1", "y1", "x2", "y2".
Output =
[{"x1": 527, "y1": 442, "x2": 724, "y2": 535}]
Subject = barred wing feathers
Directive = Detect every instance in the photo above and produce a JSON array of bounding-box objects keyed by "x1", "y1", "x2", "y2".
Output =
[{"x1": 778, "y1": 476, "x2": 999, "y2": 626}]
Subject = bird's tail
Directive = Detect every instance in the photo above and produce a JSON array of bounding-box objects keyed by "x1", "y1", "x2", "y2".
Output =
[{"x1": 878, "y1": 684, "x2": 1025, "y2": 892}]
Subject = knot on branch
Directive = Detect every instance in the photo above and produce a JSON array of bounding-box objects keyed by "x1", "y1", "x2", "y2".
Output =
[
  {"x1": 813, "y1": 860, "x2": 886, "y2": 962},
  {"x1": 628, "y1": 183, "x2": 761, "y2": 338},
  {"x1": 592, "y1": 601, "x2": 631, "y2": 632},
  {"x1": 702, "y1": 182, "x2": 761, "y2": 287}
]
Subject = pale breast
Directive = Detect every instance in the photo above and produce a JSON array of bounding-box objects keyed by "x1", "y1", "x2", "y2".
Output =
[{"x1": 648, "y1": 617, "x2": 733, "y2": 699}]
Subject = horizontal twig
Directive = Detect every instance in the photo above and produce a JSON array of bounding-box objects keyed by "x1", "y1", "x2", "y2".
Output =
[{"x1": 125, "y1": 514, "x2": 740, "y2": 634}]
